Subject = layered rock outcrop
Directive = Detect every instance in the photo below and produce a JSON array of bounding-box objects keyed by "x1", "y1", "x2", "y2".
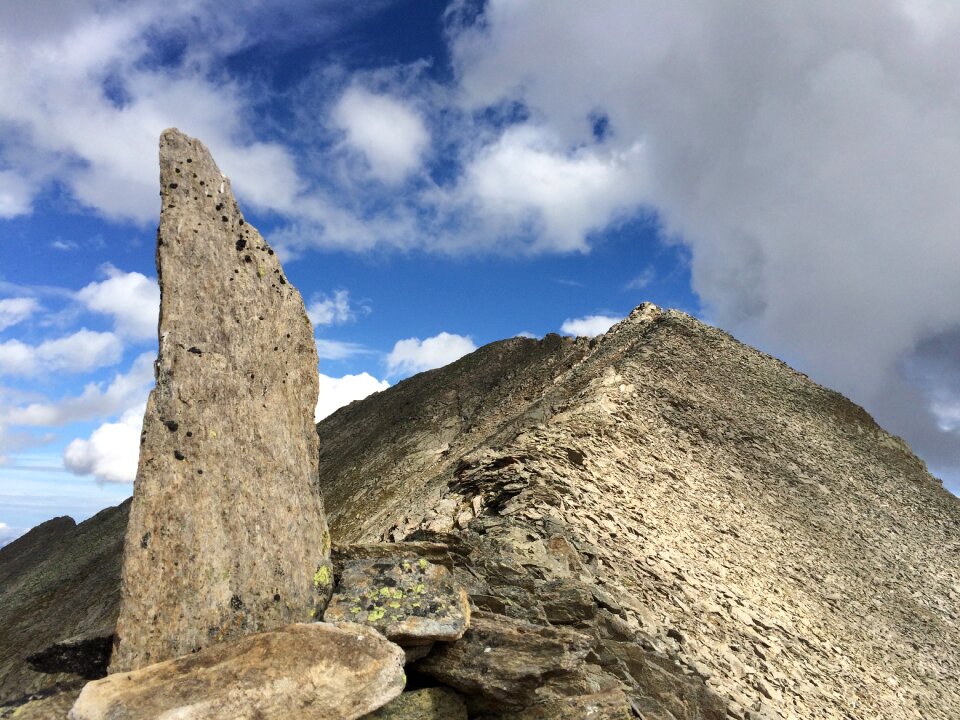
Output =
[
  {"x1": 317, "y1": 304, "x2": 960, "y2": 719},
  {"x1": 109, "y1": 129, "x2": 331, "y2": 672}
]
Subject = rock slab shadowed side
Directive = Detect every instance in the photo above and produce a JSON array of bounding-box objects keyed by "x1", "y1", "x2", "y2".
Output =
[
  {"x1": 109, "y1": 129, "x2": 330, "y2": 673},
  {"x1": 70, "y1": 623, "x2": 405, "y2": 720}
]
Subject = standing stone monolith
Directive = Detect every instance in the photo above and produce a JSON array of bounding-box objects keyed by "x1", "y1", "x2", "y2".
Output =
[{"x1": 109, "y1": 129, "x2": 331, "y2": 673}]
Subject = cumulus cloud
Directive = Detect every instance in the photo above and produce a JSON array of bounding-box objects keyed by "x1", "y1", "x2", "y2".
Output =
[
  {"x1": 448, "y1": 0, "x2": 960, "y2": 481},
  {"x1": 0, "y1": 298, "x2": 39, "y2": 332},
  {"x1": 453, "y1": 125, "x2": 647, "y2": 253},
  {"x1": 2, "y1": 352, "x2": 154, "y2": 426},
  {"x1": 0, "y1": 171, "x2": 34, "y2": 219},
  {"x1": 560, "y1": 315, "x2": 622, "y2": 338},
  {"x1": 0, "y1": 329, "x2": 122, "y2": 376},
  {"x1": 386, "y1": 332, "x2": 477, "y2": 376},
  {"x1": 0, "y1": 1, "x2": 304, "y2": 223},
  {"x1": 331, "y1": 86, "x2": 430, "y2": 183},
  {"x1": 77, "y1": 266, "x2": 159, "y2": 340},
  {"x1": 63, "y1": 405, "x2": 144, "y2": 483},
  {"x1": 307, "y1": 290, "x2": 358, "y2": 327},
  {"x1": 315, "y1": 372, "x2": 390, "y2": 422}
]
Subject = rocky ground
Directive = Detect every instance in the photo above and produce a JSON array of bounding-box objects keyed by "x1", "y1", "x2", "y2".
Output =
[
  {"x1": 318, "y1": 304, "x2": 960, "y2": 719},
  {"x1": 1, "y1": 303, "x2": 957, "y2": 718}
]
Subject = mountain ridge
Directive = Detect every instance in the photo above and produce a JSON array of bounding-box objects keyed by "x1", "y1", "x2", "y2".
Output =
[{"x1": 1, "y1": 302, "x2": 957, "y2": 718}]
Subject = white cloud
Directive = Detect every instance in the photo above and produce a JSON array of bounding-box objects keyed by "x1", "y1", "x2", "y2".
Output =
[
  {"x1": 932, "y1": 399, "x2": 960, "y2": 433},
  {"x1": 63, "y1": 405, "x2": 144, "y2": 483},
  {"x1": 0, "y1": 522, "x2": 24, "y2": 548},
  {"x1": 624, "y1": 267, "x2": 655, "y2": 291},
  {"x1": 0, "y1": 329, "x2": 122, "y2": 376},
  {"x1": 454, "y1": 125, "x2": 647, "y2": 253},
  {"x1": 315, "y1": 338, "x2": 368, "y2": 361},
  {"x1": 331, "y1": 86, "x2": 430, "y2": 183},
  {"x1": 77, "y1": 266, "x2": 159, "y2": 340},
  {"x1": 2, "y1": 352, "x2": 154, "y2": 426},
  {"x1": 386, "y1": 332, "x2": 477, "y2": 376},
  {"x1": 0, "y1": 298, "x2": 39, "y2": 332},
  {"x1": 0, "y1": 1, "x2": 304, "y2": 223},
  {"x1": 307, "y1": 290, "x2": 357, "y2": 327},
  {"x1": 448, "y1": 0, "x2": 960, "y2": 480},
  {"x1": 315, "y1": 372, "x2": 390, "y2": 422},
  {"x1": 0, "y1": 170, "x2": 33, "y2": 219},
  {"x1": 560, "y1": 314, "x2": 622, "y2": 338}
]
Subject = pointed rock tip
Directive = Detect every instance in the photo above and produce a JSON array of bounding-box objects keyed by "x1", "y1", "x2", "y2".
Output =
[{"x1": 159, "y1": 128, "x2": 216, "y2": 168}]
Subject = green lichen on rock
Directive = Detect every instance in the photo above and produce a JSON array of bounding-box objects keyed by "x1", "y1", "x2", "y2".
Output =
[
  {"x1": 311, "y1": 559, "x2": 334, "y2": 618},
  {"x1": 324, "y1": 557, "x2": 470, "y2": 646}
]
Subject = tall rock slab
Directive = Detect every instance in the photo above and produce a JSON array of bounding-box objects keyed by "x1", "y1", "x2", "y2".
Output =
[{"x1": 109, "y1": 129, "x2": 330, "y2": 673}]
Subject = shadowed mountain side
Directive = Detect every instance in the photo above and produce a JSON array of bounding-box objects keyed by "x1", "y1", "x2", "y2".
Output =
[
  {"x1": 317, "y1": 304, "x2": 960, "y2": 719},
  {"x1": 0, "y1": 501, "x2": 129, "y2": 704},
  {"x1": 318, "y1": 332, "x2": 591, "y2": 542}
]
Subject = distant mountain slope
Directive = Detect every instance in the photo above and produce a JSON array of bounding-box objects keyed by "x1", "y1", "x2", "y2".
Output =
[
  {"x1": 317, "y1": 303, "x2": 960, "y2": 719},
  {"x1": 0, "y1": 501, "x2": 128, "y2": 703}
]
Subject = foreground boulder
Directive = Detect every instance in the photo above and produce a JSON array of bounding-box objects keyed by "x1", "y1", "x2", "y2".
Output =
[
  {"x1": 70, "y1": 623, "x2": 404, "y2": 720},
  {"x1": 110, "y1": 129, "x2": 331, "y2": 672}
]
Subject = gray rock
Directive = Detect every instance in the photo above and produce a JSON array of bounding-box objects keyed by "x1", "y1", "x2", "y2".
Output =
[
  {"x1": 109, "y1": 129, "x2": 331, "y2": 673},
  {"x1": 69, "y1": 623, "x2": 404, "y2": 720},
  {"x1": 506, "y1": 688, "x2": 633, "y2": 719},
  {"x1": 362, "y1": 687, "x2": 467, "y2": 719},
  {"x1": 539, "y1": 578, "x2": 596, "y2": 625},
  {"x1": 325, "y1": 556, "x2": 470, "y2": 646},
  {"x1": 414, "y1": 611, "x2": 592, "y2": 710},
  {"x1": 333, "y1": 542, "x2": 455, "y2": 570}
]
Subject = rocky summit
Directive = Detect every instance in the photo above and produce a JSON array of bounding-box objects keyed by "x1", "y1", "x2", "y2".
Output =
[
  {"x1": 109, "y1": 129, "x2": 331, "y2": 673},
  {"x1": 0, "y1": 132, "x2": 958, "y2": 719}
]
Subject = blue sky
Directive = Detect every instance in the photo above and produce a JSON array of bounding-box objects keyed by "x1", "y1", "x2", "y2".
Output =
[{"x1": 2, "y1": 1, "x2": 959, "y2": 545}]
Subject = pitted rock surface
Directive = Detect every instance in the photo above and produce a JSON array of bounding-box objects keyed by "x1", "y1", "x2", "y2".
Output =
[
  {"x1": 109, "y1": 129, "x2": 330, "y2": 673},
  {"x1": 325, "y1": 550, "x2": 470, "y2": 646},
  {"x1": 70, "y1": 623, "x2": 404, "y2": 720}
]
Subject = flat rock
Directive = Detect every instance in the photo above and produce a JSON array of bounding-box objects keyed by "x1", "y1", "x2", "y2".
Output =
[
  {"x1": 414, "y1": 611, "x2": 593, "y2": 709},
  {"x1": 362, "y1": 687, "x2": 467, "y2": 719},
  {"x1": 325, "y1": 557, "x2": 470, "y2": 646},
  {"x1": 110, "y1": 129, "x2": 331, "y2": 672},
  {"x1": 70, "y1": 623, "x2": 405, "y2": 720}
]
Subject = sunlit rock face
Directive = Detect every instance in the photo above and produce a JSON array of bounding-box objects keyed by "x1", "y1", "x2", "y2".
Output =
[{"x1": 109, "y1": 129, "x2": 330, "y2": 673}]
